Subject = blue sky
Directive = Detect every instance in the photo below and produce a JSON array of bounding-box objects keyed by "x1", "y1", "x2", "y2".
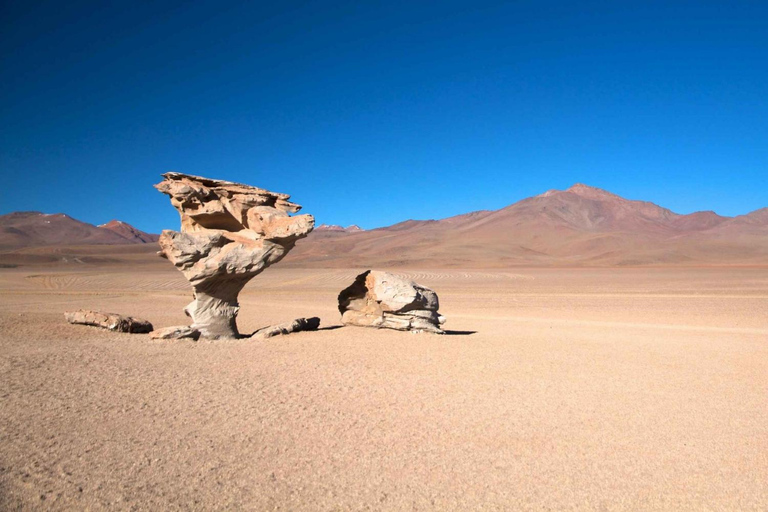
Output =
[{"x1": 1, "y1": 1, "x2": 766, "y2": 232}]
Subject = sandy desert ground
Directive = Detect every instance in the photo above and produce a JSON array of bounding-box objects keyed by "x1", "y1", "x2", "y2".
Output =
[{"x1": 1, "y1": 262, "x2": 767, "y2": 510}]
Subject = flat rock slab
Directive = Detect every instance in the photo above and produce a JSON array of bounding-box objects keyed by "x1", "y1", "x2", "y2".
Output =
[
  {"x1": 251, "y1": 317, "x2": 321, "y2": 340},
  {"x1": 149, "y1": 325, "x2": 201, "y2": 340},
  {"x1": 64, "y1": 309, "x2": 153, "y2": 333}
]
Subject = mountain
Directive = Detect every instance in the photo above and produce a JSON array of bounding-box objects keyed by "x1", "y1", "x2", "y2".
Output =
[
  {"x1": 99, "y1": 220, "x2": 159, "y2": 243},
  {"x1": 3, "y1": 185, "x2": 765, "y2": 266},
  {"x1": 0, "y1": 211, "x2": 159, "y2": 249},
  {"x1": 283, "y1": 184, "x2": 768, "y2": 267},
  {"x1": 314, "y1": 224, "x2": 365, "y2": 233}
]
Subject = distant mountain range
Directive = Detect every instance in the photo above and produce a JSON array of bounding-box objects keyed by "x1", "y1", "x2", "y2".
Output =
[
  {"x1": 284, "y1": 184, "x2": 768, "y2": 267},
  {"x1": 0, "y1": 211, "x2": 158, "y2": 249},
  {"x1": 2, "y1": 184, "x2": 767, "y2": 266},
  {"x1": 315, "y1": 224, "x2": 365, "y2": 233}
]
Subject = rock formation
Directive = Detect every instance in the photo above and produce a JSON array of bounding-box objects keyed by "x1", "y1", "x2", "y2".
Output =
[
  {"x1": 65, "y1": 310, "x2": 153, "y2": 333},
  {"x1": 154, "y1": 172, "x2": 314, "y2": 339},
  {"x1": 338, "y1": 271, "x2": 446, "y2": 333},
  {"x1": 149, "y1": 325, "x2": 200, "y2": 340},
  {"x1": 251, "y1": 317, "x2": 321, "y2": 340}
]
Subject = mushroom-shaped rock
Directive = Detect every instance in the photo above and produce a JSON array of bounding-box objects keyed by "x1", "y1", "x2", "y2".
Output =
[
  {"x1": 338, "y1": 271, "x2": 446, "y2": 333},
  {"x1": 155, "y1": 173, "x2": 314, "y2": 339}
]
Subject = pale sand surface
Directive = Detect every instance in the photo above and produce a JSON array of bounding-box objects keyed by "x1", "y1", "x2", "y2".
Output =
[{"x1": 1, "y1": 266, "x2": 767, "y2": 510}]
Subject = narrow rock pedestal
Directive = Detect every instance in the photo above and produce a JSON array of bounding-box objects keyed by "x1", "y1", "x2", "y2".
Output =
[{"x1": 154, "y1": 173, "x2": 314, "y2": 340}]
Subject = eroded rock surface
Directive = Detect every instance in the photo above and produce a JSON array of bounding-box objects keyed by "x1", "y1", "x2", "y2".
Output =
[
  {"x1": 65, "y1": 310, "x2": 153, "y2": 333},
  {"x1": 149, "y1": 325, "x2": 200, "y2": 340},
  {"x1": 251, "y1": 317, "x2": 321, "y2": 340},
  {"x1": 338, "y1": 271, "x2": 446, "y2": 333},
  {"x1": 155, "y1": 172, "x2": 314, "y2": 339}
]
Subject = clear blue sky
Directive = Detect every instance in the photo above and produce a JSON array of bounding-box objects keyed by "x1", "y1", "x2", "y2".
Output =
[{"x1": 2, "y1": 1, "x2": 766, "y2": 232}]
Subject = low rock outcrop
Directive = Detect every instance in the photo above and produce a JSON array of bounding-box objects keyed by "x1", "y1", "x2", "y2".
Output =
[
  {"x1": 338, "y1": 271, "x2": 446, "y2": 333},
  {"x1": 149, "y1": 325, "x2": 200, "y2": 340},
  {"x1": 65, "y1": 310, "x2": 153, "y2": 333},
  {"x1": 251, "y1": 317, "x2": 321, "y2": 340},
  {"x1": 155, "y1": 172, "x2": 314, "y2": 339}
]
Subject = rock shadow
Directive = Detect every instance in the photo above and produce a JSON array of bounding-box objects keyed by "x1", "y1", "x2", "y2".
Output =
[{"x1": 317, "y1": 325, "x2": 344, "y2": 331}]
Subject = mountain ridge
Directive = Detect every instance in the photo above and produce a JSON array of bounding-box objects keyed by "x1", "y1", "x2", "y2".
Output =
[
  {"x1": 284, "y1": 183, "x2": 768, "y2": 267},
  {"x1": 2, "y1": 184, "x2": 766, "y2": 267},
  {"x1": 0, "y1": 211, "x2": 159, "y2": 249},
  {"x1": 315, "y1": 224, "x2": 365, "y2": 233},
  {"x1": 99, "y1": 220, "x2": 160, "y2": 243}
]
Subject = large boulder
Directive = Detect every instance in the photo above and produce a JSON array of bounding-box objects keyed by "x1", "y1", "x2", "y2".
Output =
[
  {"x1": 338, "y1": 271, "x2": 446, "y2": 333},
  {"x1": 155, "y1": 173, "x2": 314, "y2": 339}
]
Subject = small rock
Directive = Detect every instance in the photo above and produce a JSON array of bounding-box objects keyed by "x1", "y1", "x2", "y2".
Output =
[
  {"x1": 64, "y1": 310, "x2": 153, "y2": 333},
  {"x1": 148, "y1": 325, "x2": 200, "y2": 340},
  {"x1": 251, "y1": 317, "x2": 320, "y2": 340}
]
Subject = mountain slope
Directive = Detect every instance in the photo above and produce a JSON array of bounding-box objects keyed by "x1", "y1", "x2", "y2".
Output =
[
  {"x1": 3, "y1": 185, "x2": 765, "y2": 266},
  {"x1": 284, "y1": 184, "x2": 768, "y2": 267},
  {"x1": 99, "y1": 220, "x2": 159, "y2": 243},
  {"x1": 0, "y1": 212, "x2": 158, "y2": 249},
  {"x1": 315, "y1": 224, "x2": 364, "y2": 232}
]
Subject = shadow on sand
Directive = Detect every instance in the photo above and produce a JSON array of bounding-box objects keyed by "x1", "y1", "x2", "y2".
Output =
[
  {"x1": 317, "y1": 325, "x2": 344, "y2": 331},
  {"x1": 316, "y1": 325, "x2": 476, "y2": 335}
]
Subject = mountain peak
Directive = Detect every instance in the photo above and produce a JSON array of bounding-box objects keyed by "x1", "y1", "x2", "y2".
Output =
[
  {"x1": 566, "y1": 183, "x2": 619, "y2": 199},
  {"x1": 568, "y1": 183, "x2": 595, "y2": 192},
  {"x1": 0, "y1": 212, "x2": 158, "y2": 249},
  {"x1": 536, "y1": 183, "x2": 621, "y2": 201},
  {"x1": 315, "y1": 224, "x2": 365, "y2": 233},
  {"x1": 98, "y1": 220, "x2": 125, "y2": 228},
  {"x1": 99, "y1": 220, "x2": 159, "y2": 243}
]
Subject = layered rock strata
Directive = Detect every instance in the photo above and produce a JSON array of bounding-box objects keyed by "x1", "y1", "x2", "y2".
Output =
[
  {"x1": 338, "y1": 271, "x2": 446, "y2": 333},
  {"x1": 155, "y1": 172, "x2": 314, "y2": 339},
  {"x1": 65, "y1": 310, "x2": 153, "y2": 333}
]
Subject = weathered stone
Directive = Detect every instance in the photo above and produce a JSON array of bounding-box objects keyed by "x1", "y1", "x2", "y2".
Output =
[
  {"x1": 338, "y1": 271, "x2": 446, "y2": 333},
  {"x1": 155, "y1": 173, "x2": 314, "y2": 339},
  {"x1": 65, "y1": 309, "x2": 153, "y2": 333},
  {"x1": 149, "y1": 325, "x2": 200, "y2": 340},
  {"x1": 251, "y1": 317, "x2": 321, "y2": 340}
]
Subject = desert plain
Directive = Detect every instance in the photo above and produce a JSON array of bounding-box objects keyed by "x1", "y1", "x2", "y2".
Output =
[{"x1": 0, "y1": 246, "x2": 766, "y2": 510}]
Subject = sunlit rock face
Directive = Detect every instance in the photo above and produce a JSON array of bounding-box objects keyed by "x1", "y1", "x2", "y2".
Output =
[
  {"x1": 65, "y1": 309, "x2": 153, "y2": 333},
  {"x1": 338, "y1": 270, "x2": 446, "y2": 334},
  {"x1": 155, "y1": 172, "x2": 314, "y2": 339}
]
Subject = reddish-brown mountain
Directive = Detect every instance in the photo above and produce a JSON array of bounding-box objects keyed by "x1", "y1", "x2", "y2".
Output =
[
  {"x1": 284, "y1": 184, "x2": 767, "y2": 267},
  {"x1": 315, "y1": 224, "x2": 365, "y2": 233},
  {"x1": 2, "y1": 185, "x2": 765, "y2": 267},
  {"x1": 98, "y1": 220, "x2": 159, "y2": 243},
  {"x1": 0, "y1": 212, "x2": 158, "y2": 249}
]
